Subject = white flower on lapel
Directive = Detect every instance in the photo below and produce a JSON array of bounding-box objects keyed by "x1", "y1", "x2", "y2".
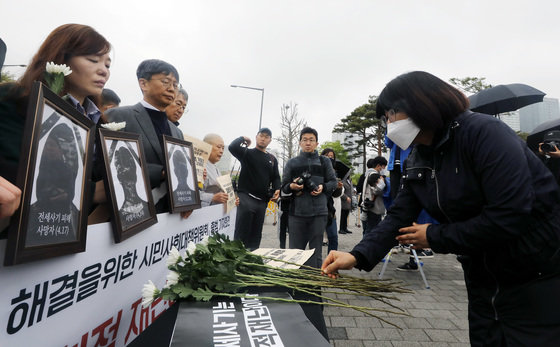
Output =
[{"x1": 101, "y1": 122, "x2": 126, "y2": 131}]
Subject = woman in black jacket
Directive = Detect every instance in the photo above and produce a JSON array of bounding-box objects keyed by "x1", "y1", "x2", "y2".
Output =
[{"x1": 322, "y1": 71, "x2": 560, "y2": 346}]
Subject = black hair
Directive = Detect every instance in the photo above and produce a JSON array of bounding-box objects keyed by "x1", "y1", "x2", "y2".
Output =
[
  {"x1": 376, "y1": 71, "x2": 469, "y2": 132},
  {"x1": 366, "y1": 158, "x2": 375, "y2": 168},
  {"x1": 371, "y1": 156, "x2": 387, "y2": 168},
  {"x1": 367, "y1": 173, "x2": 381, "y2": 186},
  {"x1": 320, "y1": 148, "x2": 336, "y2": 160},
  {"x1": 136, "y1": 59, "x2": 179, "y2": 82},
  {"x1": 101, "y1": 88, "x2": 121, "y2": 106},
  {"x1": 299, "y1": 126, "x2": 318, "y2": 141}
]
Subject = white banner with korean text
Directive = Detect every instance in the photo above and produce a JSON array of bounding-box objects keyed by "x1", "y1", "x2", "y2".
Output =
[{"x1": 0, "y1": 204, "x2": 236, "y2": 347}]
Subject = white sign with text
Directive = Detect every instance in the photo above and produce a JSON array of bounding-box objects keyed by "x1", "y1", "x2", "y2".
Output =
[{"x1": 0, "y1": 205, "x2": 236, "y2": 346}]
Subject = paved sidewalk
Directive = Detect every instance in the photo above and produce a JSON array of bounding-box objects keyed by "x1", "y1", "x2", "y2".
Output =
[{"x1": 260, "y1": 213, "x2": 470, "y2": 346}]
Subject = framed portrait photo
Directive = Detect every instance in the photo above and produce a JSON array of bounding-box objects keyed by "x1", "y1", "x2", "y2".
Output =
[
  {"x1": 162, "y1": 136, "x2": 201, "y2": 213},
  {"x1": 4, "y1": 82, "x2": 95, "y2": 265},
  {"x1": 99, "y1": 129, "x2": 157, "y2": 242}
]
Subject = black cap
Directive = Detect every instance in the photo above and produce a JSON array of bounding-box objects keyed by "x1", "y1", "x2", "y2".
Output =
[{"x1": 258, "y1": 127, "x2": 272, "y2": 137}]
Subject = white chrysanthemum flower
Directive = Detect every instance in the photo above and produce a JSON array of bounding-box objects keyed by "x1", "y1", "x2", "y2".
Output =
[
  {"x1": 100, "y1": 122, "x2": 126, "y2": 131},
  {"x1": 186, "y1": 241, "x2": 196, "y2": 256},
  {"x1": 141, "y1": 280, "x2": 158, "y2": 308},
  {"x1": 201, "y1": 235, "x2": 210, "y2": 246},
  {"x1": 45, "y1": 62, "x2": 72, "y2": 76},
  {"x1": 166, "y1": 247, "x2": 181, "y2": 267},
  {"x1": 164, "y1": 271, "x2": 180, "y2": 288}
]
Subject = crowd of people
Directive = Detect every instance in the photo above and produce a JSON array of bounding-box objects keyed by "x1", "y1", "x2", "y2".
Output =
[{"x1": 2, "y1": 24, "x2": 560, "y2": 346}]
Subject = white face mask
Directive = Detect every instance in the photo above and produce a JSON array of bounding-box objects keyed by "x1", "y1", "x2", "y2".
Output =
[{"x1": 386, "y1": 118, "x2": 421, "y2": 150}]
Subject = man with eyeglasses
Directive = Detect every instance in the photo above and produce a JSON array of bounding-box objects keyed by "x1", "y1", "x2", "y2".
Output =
[
  {"x1": 229, "y1": 128, "x2": 281, "y2": 250},
  {"x1": 165, "y1": 88, "x2": 188, "y2": 127},
  {"x1": 281, "y1": 127, "x2": 337, "y2": 268},
  {"x1": 106, "y1": 59, "x2": 185, "y2": 214}
]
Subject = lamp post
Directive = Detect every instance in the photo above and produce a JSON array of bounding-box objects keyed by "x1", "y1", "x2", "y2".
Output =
[{"x1": 230, "y1": 84, "x2": 264, "y2": 131}]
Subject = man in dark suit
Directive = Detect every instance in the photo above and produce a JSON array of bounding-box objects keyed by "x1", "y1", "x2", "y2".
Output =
[{"x1": 106, "y1": 59, "x2": 184, "y2": 214}]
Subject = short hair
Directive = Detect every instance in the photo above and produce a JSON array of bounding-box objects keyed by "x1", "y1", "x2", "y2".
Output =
[
  {"x1": 376, "y1": 71, "x2": 469, "y2": 132},
  {"x1": 299, "y1": 127, "x2": 318, "y2": 141},
  {"x1": 366, "y1": 158, "x2": 376, "y2": 168},
  {"x1": 371, "y1": 156, "x2": 387, "y2": 168},
  {"x1": 203, "y1": 133, "x2": 223, "y2": 145},
  {"x1": 367, "y1": 173, "x2": 381, "y2": 186},
  {"x1": 177, "y1": 88, "x2": 188, "y2": 102},
  {"x1": 136, "y1": 59, "x2": 179, "y2": 82},
  {"x1": 101, "y1": 88, "x2": 121, "y2": 106},
  {"x1": 321, "y1": 148, "x2": 336, "y2": 161}
]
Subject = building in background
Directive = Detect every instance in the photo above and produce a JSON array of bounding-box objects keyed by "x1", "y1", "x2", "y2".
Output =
[
  {"x1": 518, "y1": 97, "x2": 560, "y2": 133},
  {"x1": 499, "y1": 111, "x2": 521, "y2": 132},
  {"x1": 331, "y1": 132, "x2": 379, "y2": 174}
]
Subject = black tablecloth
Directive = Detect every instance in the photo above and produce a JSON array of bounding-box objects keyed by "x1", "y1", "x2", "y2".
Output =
[{"x1": 171, "y1": 291, "x2": 330, "y2": 347}]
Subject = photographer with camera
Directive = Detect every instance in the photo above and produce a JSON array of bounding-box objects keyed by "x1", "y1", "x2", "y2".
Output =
[
  {"x1": 229, "y1": 128, "x2": 281, "y2": 250},
  {"x1": 281, "y1": 127, "x2": 338, "y2": 268},
  {"x1": 538, "y1": 130, "x2": 560, "y2": 186},
  {"x1": 360, "y1": 156, "x2": 388, "y2": 234}
]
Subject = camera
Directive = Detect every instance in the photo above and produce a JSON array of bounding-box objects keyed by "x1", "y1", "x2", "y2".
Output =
[
  {"x1": 296, "y1": 171, "x2": 318, "y2": 192},
  {"x1": 542, "y1": 130, "x2": 560, "y2": 153},
  {"x1": 541, "y1": 142, "x2": 559, "y2": 153}
]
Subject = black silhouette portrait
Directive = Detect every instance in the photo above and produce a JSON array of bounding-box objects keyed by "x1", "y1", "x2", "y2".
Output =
[
  {"x1": 171, "y1": 150, "x2": 196, "y2": 206},
  {"x1": 26, "y1": 123, "x2": 80, "y2": 247},
  {"x1": 114, "y1": 146, "x2": 150, "y2": 230}
]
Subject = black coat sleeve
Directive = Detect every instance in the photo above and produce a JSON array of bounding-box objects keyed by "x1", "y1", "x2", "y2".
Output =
[
  {"x1": 351, "y1": 183, "x2": 423, "y2": 271},
  {"x1": 426, "y1": 118, "x2": 537, "y2": 255},
  {"x1": 228, "y1": 136, "x2": 247, "y2": 162}
]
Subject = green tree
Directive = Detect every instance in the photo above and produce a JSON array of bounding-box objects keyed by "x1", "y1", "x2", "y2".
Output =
[
  {"x1": 1, "y1": 71, "x2": 16, "y2": 83},
  {"x1": 516, "y1": 131, "x2": 529, "y2": 142},
  {"x1": 449, "y1": 77, "x2": 492, "y2": 95},
  {"x1": 333, "y1": 96, "x2": 385, "y2": 174},
  {"x1": 351, "y1": 172, "x2": 361, "y2": 186},
  {"x1": 318, "y1": 140, "x2": 351, "y2": 167}
]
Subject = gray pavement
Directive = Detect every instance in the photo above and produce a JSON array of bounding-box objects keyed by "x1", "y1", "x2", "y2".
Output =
[{"x1": 260, "y1": 212, "x2": 470, "y2": 346}]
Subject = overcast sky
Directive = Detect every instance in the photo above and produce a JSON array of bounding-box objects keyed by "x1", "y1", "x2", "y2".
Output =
[{"x1": 2, "y1": 0, "x2": 560, "y2": 153}]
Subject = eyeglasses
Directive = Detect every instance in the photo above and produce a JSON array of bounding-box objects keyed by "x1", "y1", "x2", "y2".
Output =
[
  {"x1": 152, "y1": 77, "x2": 179, "y2": 90},
  {"x1": 174, "y1": 101, "x2": 186, "y2": 111},
  {"x1": 300, "y1": 138, "x2": 316, "y2": 143},
  {"x1": 379, "y1": 109, "x2": 398, "y2": 128}
]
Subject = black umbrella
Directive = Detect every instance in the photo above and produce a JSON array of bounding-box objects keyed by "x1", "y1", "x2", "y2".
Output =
[
  {"x1": 468, "y1": 83, "x2": 546, "y2": 115},
  {"x1": 334, "y1": 160, "x2": 351, "y2": 180},
  {"x1": 526, "y1": 118, "x2": 560, "y2": 151}
]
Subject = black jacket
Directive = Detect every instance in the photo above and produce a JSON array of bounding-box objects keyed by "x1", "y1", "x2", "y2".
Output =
[
  {"x1": 352, "y1": 111, "x2": 560, "y2": 285},
  {"x1": 228, "y1": 137, "x2": 281, "y2": 200},
  {"x1": 281, "y1": 151, "x2": 337, "y2": 217}
]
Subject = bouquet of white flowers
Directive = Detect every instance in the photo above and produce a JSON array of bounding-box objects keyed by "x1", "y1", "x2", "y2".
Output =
[{"x1": 142, "y1": 233, "x2": 411, "y2": 327}]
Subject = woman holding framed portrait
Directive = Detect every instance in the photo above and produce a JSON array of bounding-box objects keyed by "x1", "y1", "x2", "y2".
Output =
[
  {"x1": 0, "y1": 23, "x2": 111, "y2": 189},
  {"x1": 0, "y1": 24, "x2": 112, "y2": 262}
]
